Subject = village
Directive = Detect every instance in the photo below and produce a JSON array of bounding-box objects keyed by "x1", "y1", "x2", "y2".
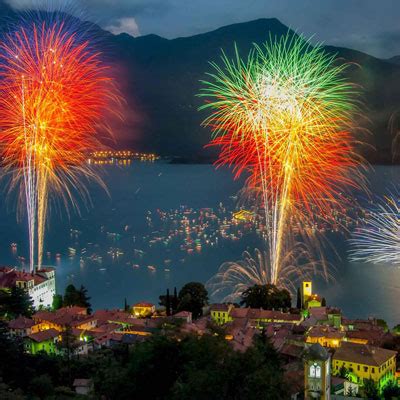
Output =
[{"x1": 2, "y1": 267, "x2": 399, "y2": 399}]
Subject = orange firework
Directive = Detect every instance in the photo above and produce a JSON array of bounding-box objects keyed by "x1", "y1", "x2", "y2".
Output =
[{"x1": 0, "y1": 17, "x2": 119, "y2": 271}]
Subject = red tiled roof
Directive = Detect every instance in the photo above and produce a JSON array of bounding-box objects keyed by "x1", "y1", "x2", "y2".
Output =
[
  {"x1": 0, "y1": 266, "x2": 52, "y2": 288},
  {"x1": 32, "y1": 307, "x2": 90, "y2": 327},
  {"x1": 28, "y1": 328, "x2": 59, "y2": 343},
  {"x1": 307, "y1": 326, "x2": 345, "y2": 339},
  {"x1": 174, "y1": 311, "x2": 192, "y2": 317},
  {"x1": 8, "y1": 316, "x2": 35, "y2": 330}
]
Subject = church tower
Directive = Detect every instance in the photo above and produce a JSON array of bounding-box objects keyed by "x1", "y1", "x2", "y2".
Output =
[
  {"x1": 304, "y1": 343, "x2": 331, "y2": 400},
  {"x1": 302, "y1": 281, "x2": 312, "y2": 305}
]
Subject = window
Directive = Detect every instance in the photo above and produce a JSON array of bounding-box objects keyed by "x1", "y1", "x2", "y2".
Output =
[
  {"x1": 364, "y1": 366, "x2": 368, "y2": 372},
  {"x1": 357, "y1": 365, "x2": 360, "y2": 371},
  {"x1": 309, "y1": 363, "x2": 321, "y2": 378},
  {"x1": 372, "y1": 368, "x2": 375, "y2": 374}
]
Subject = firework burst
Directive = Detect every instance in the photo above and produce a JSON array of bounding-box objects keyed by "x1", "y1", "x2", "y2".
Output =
[
  {"x1": 200, "y1": 33, "x2": 362, "y2": 292},
  {"x1": 207, "y1": 247, "x2": 334, "y2": 303},
  {"x1": 0, "y1": 14, "x2": 119, "y2": 271},
  {"x1": 350, "y1": 195, "x2": 400, "y2": 265}
]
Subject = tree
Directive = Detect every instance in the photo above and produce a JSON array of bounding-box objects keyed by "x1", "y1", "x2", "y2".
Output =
[
  {"x1": 363, "y1": 378, "x2": 379, "y2": 400},
  {"x1": 178, "y1": 282, "x2": 208, "y2": 319},
  {"x1": 63, "y1": 284, "x2": 80, "y2": 308},
  {"x1": 377, "y1": 318, "x2": 389, "y2": 332},
  {"x1": 52, "y1": 294, "x2": 63, "y2": 311},
  {"x1": 62, "y1": 284, "x2": 91, "y2": 313},
  {"x1": 123, "y1": 298, "x2": 129, "y2": 312},
  {"x1": 338, "y1": 365, "x2": 348, "y2": 378},
  {"x1": 321, "y1": 297, "x2": 326, "y2": 307},
  {"x1": 240, "y1": 284, "x2": 291, "y2": 311},
  {"x1": 57, "y1": 325, "x2": 80, "y2": 385},
  {"x1": 159, "y1": 289, "x2": 171, "y2": 315},
  {"x1": 382, "y1": 380, "x2": 400, "y2": 399},
  {"x1": 77, "y1": 285, "x2": 92, "y2": 314},
  {"x1": 345, "y1": 385, "x2": 357, "y2": 397},
  {"x1": 0, "y1": 286, "x2": 34, "y2": 319},
  {"x1": 165, "y1": 289, "x2": 171, "y2": 316},
  {"x1": 172, "y1": 287, "x2": 179, "y2": 314},
  {"x1": 29, "y1": 374, "x2": 54, "y2": 399},
  {"x1": 296, "y1": 287, "x2": 302, "y2": 309}
]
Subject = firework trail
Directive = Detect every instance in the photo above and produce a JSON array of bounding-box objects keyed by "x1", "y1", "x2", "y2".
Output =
[
  {"x1": 207, "y1": 247, "x2": 335, "y2": 303},
  {"x1": 200, "y1": 33, "x2": 362, "y2": 292},
  {"x1": 350, "y1": 195, "x2": 400, "y2": 265},
  {"x1": 0, "y1": 13, "x2": 119, "y2": 271}
]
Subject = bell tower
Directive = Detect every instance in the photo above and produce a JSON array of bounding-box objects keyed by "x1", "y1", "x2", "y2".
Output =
[
  {"x1": 304, "y1": 343, "x2": 331, "y2": 400},
  {"x1": 302, "y1": 281, "x2": 312, "y2": 305}
]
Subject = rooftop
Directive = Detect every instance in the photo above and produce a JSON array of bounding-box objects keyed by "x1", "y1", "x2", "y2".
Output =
[
  {"x1": 28, "y1": 328, "x2": 59, "y2": 343},
  {"x1": 333, "y1": 342, "x2": 396, "y2": 367},
  {"x1": 8, "y1": 316, "x2": 35, "y2": 330}
]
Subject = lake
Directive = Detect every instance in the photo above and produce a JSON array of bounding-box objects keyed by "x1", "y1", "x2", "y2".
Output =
[{"x1": 0, "y1": 163, "x2": 399, "y2": 326}]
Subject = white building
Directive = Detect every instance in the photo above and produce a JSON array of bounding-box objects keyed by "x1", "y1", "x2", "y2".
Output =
[{"x1": 0, "y1": 266, "x2": 56, "y2": 309}]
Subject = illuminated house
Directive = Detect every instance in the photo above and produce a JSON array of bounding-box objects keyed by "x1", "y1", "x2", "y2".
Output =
[
  {"x1": 0, "y1": 266, "x2": 56, "y2": 309},
  {"x1": 304, "y1": 343, "x2": 331, "y2": 400},
  {"x1": 306, "y1": 326, "x2": 345, "y2": 348},
  {"x1": 32, "y1": 307, "x2": 96, "y2": 332},
  {"x1": 210, "y1": 305, "x2": 303, "y2": 327},
  {"x1": 332, "y1": 342, "x2": 397, "y2": 390},
  {"x1": 26, "y1": 328, "x2": 60, "y2": 355},
  {"x1": 210, "y1": 304, "x2": 234, "y2": 325},
  {"x1": 132, "y1": 302, "x2": 155, "y2": 318}
]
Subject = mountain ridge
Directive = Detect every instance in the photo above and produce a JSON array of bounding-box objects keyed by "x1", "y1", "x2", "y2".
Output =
[{"x1": 0, "y1": 5, "x2": 398, "y2": 163}]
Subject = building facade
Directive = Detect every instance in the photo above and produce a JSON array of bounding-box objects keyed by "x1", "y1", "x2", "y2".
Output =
[{"x1": 0, "y1": 266, "x2": 56, "y2": 309}]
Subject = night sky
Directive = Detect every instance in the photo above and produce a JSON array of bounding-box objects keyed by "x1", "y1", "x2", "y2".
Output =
[{"x1": 3, "y1": 0, "x2": 400, "y2": 59}]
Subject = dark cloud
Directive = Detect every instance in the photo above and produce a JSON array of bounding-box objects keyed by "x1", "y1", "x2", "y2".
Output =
[{"x1": 3, "y1": 0, "x2": 400, "y2": 58}]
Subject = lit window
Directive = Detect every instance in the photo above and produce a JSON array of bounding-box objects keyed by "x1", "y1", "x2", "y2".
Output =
[{"x1": 310, "y1": 363, "x2": 321, "y2": 378}]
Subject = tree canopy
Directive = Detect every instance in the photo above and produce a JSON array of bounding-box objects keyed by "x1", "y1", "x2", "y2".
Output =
[
  {"x1": 62, "y1": 284, "x2": 91, "y2": 314},
  {"x1": 0, "y1": 286, "x2": 34, "y2": 319},
  {"x1": 240, "y1": 284, "x2": 291, "y2": 311}
]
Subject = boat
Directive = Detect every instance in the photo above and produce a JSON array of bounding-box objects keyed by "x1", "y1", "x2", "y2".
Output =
[{"x1": 147, "y1": 265, "x2": 156, "y2": 271}]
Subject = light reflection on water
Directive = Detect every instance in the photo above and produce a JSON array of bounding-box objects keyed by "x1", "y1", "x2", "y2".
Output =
[{"x1": 0, "y1": 163, "x2": 399, "y2": 326}]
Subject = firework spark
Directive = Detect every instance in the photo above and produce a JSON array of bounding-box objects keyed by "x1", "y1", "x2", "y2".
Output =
[
  {"x1": 0, "y1": 15, "x2": 119, "y2": 271},
  {"x1": 350, "y1": 196, "x2": 400, "y2": 265},
  {"x1": 200, "y1": 33, "x2": 362, "y2": 292},
  {"x1": 207, "y1": 247, "x2": 334, "y2": 303}
]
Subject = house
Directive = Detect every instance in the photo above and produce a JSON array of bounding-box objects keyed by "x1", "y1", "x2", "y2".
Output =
[
  {"x1": 332, "y1": 342, "x2": 397, "y2": 390},
  {"x1": 26, "y1": 328, "x2": 60, "y2": 354},
  {"x1": 173, "y1": 311, "x2": 192, "y2": 324},
  {"x1": 8, "y1": 316, "x2": 35, "y2": 337},
  {"x1": 210, "y1": 304, "x2": 234, "y2": 325},
  {"x1": 306, "y1": 326, "x2": 345, "y2": 348},
  {"x1": 73, "y1": 379, "x2": 93, "y2": 396},
  {"x1": 0, "y1": 266, "x2": 56, "y2": 309},
  {"x1": 132, "y1": 302, "x2": 155, "y2": 317},
  {"x1": 32, "y1": 307, "x2": 95, "y2": 332}
]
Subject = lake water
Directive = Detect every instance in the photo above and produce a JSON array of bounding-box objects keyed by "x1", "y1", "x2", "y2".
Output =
[{"x1": 0, "y1": 163, "x2": 399, "y2": 326}]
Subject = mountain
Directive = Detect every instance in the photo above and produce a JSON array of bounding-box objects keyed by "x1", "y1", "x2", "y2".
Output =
[
  {"x1": 102, "y1": 18, "x2": 400, "y2": 164},
  {"x1": 388, "y1": 55, "x2": 400, "y2": 65},
  {"x1": 0, "y1": 4, "x2": 399, "y2": 163}
]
